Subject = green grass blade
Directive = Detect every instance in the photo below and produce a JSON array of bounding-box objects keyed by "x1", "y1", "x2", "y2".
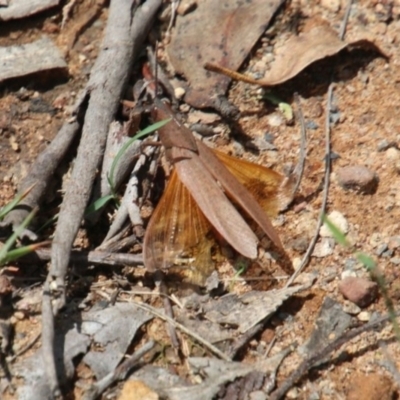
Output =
[
  {"x1": 2, "y1": 241, "x2": 50, "y2": 264},
  {"x1": 0, "y1": 208, "x2": 37, "y2": 265},
  {"x1": 262, "y1": 92, "x2": 293, "y2": 121},
  {"x1": 324, "y1": 214, "x2": 400, "y2": 342},
  {"x1": 85, "y1": 194, "x2": 115, "y2": 216},
  {"x1": 0, "y1": 185, "x2": 35, "y2": 220},
  {"x1": 108, "y1": 118, "x2": 171, "y2": 191},
  {"x1": 322, "y1": 215, "x2": 349, "y2": 247},
  {"x1": 355, "y1": 252, "x2": 376, "y2": 271}
]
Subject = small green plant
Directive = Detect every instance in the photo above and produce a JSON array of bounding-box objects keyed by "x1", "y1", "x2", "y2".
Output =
[
  {"x1": 261, "y1": 91, "x2": 293, "y2": 122},
  {"x1": 0, "y1": 188, "x2": 48, "y2": 266},
  {"x1": 107, "y1": 118, "x2": 171, "y2": 194},
  {"x1": 83, "y1": 118, "x2": 171, "y2": 217},
  {"x1": 228, "y1": 259, "x2": 249, "y2": 291},
  {"x1": 36, "y1": 119, "x2": 172, "y2": 232},
  {"x1": 323, "y1": 214, "x2": 400, "y2": 341}
]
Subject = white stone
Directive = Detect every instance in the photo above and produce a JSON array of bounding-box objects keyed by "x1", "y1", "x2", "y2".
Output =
[
  {"x1": 320, "y1": 210, "x2": 349, "y2": 238},
  {"x1": 341, "y1": 269, "x2": 358, "y2": 280},
  {"x1": 293, "y1": 257, "x2": 302, "y2": 271},
  {"x1": 342, "y1": 301, "x2": 361, "y2": 315},
  {"x1": 358, "y1": 311, "x2": 371, "y2": 322},
  {"x1": 267, "y1": 113, "x2": 283, "y2": 127},
  {"x1": 386, "y1": 147, "x2": 400, "y2": 161},
  {"x1": 174, "y1": 87, "x2": 186, "y2": 100},
  {"x1": 187, "y1": 110, "x2": 221, "y2": 125},
  {"x1": 312, "y1": 238, "x2": 335, "y2": 258}
]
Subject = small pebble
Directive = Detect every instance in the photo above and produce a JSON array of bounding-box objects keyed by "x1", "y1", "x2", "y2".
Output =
[
  {"x1": 342, "y1": 301, "x2": 361, "y2": 315},
  {"x1": 232, "y1": 141, "x2": 244, "y2": 156},
  {"x1": 190, "y1": 123, "x2": 215, "y2": 137},
  {"x1": 307, "y1": 391, "x2": 320, "y2": 400},
  {"x1": 341, "y1": 269, "x2": 358, "y2": 280},
  {"x1": 264, "y1": 132, "x2": 275, "y2": 143},
  {"x1": 247, "y1": 137, "x2": 276, "y2": 151},
  {"x1": 369, "y1": 232, "x2": 384, "y2": 248},
  {"x1": 329, "y1": 151, "x2": 341, "y2": 160},
  {"x1": 179, "y1": 104, "x2": 190, "y2": 113},
  {"x1": 330, "y1": 111, "x2": 341, "y2": 124},
  {"x1": 9, "y1": 135, "x2": 20, "y2": 152},
  {"x1": 288, "y1": 237, "x2": 309, "y2": 253},
  {"x1": 286, "y1": 387, "x2": 300, "y2": 399},
  {"x1": 386, "y1": 147, "x2": 400, "y2": 161},
  {"x1": 249, "y1": 391, "x2": 267, "y2": 400},
  {"x1": 177, "y1": 0, "x2": 197, "y2": 15},
  {"x1": 187, "y1": 110, "x2": 220, "y2": 125},
  {"x1": 390, "y1": 257, "x2": 400, "y2": 265},
  {"x1": 267, "y1": 113, "x2": 283, "y2": 127},
  {"x1": 174, "y1": 87, "x2": 186, "y2": 100},
  {"x1": 336, "y1": 165, "x2": 378, "y2": 193},
  {"x1": 358, "y1": 311, "x2": 371, "y2": 322},
  {"x1": 388, "y1": 236, "x2": 400, "y2": 250},
  {"x1": 312, "y1": 238, "x2": 335, "y2": 257},
  {"x1": 13, "y1": 311, "x2": 26, "y2": 320},
  {"x1": 320, "y1": 210, "x2": 349, "y2": 238},
  {"x1": 375, "y1": 243, "x2": 388, "y2": 256},
  {"x1": 344, "y1": 257, "x2": 357, "y2": 269},
  {"x1": 306, "y1": 120, "x2": 318, "y2": 130},
  {"x1": 339, "y1": 277, "x2": 378, "y2": 307},
  {"x1": 293, "y1": 257, "x2": 302, "y2": 270},
  {"x1": 381, "y1": 249, "x2": 394, "y2": 258},
  {"x1": 377, "y1": 139, "x2": 396, "y2": 152}
]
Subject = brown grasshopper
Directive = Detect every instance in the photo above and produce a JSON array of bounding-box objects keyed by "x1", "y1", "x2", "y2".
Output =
[{"x1": 142, "y1": 66, "x2": 294, "y2": 284}]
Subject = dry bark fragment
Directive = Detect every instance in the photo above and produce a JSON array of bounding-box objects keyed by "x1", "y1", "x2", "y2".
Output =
[
  {"x1": 0, "y1": 0, "x2": 59, "y2": 21},
  {"x1": 0, "y1": 37, "x2": 67, "y2": 83}
]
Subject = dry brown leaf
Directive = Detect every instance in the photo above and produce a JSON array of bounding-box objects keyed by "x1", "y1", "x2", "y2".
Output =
[
  {"x1": 167, "y1": 0, "x2": 284, "y2": 108},
  {"x1": 205, "y1": 25, "x2": 387, "y2": 87},
  {"x1": 256, "y1": 25, "x2": 387, "y2": 86}
]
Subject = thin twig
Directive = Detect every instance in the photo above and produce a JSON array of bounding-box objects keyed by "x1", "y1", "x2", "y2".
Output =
[
  {"x1": 285, "y1": 0, "x2": 353, "y2": 289},
  {"x1": 227, "y1": 323, "x2": 264, "y2": 359},
  {"x1": 8, "y1": 332, "x2": 41, "y2": 362},
  {"x1": 133, "y1": 301, "x2": 231, "y2": 361},
  {"x1": 166, "y1": 0, "x2": 180, "y2": 33},
  {"x1": 338, "y1": 0, "x2": 353, "y2": 40},
  {"x1": 97, "y1": 225, "x2": 133, "y2": 251},
  {"x1": 285, "y1": 83, "x2": 333, "y2": 287},
  {"x1": 291, "y1": 93, "x2": 307, "y2": 197},
  {"x1": 269, "y1": 312, "x2": 400, "y2": 400},
  {"x1": 147, "y1": 46, "x2": 177, "y2": 102},
  {"x1": 83, "y1": 340, "x2": 156, "y2": 400},
  {"x1": 277, "y1": 3, "x2": 355, "y2": 396},
  {"x1": 157, "y1": 273, "x2": 180, "y2": 349},
  {"x1": 42, "y1": 280, "x2": 59, "y2": 397},
  {"x1": 19, "y1": 248, "x2": 144, "y2": 267}
]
